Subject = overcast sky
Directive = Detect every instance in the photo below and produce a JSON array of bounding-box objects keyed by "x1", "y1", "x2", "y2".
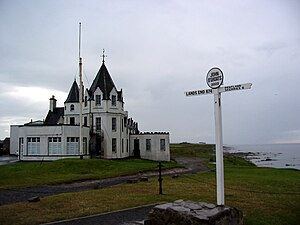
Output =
[{"x1": 1, "y1": 0, "x2": 299, "y2": 145}]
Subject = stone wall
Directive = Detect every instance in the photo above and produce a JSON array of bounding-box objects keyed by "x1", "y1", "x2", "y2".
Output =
[{"x1": 144, "y1": 200, "x2": 243, "y2": 225}]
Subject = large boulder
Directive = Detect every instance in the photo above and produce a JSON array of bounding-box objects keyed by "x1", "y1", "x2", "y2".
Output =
[{"x1": 144, "y1": 200, "x2": 243, "y2": 225}]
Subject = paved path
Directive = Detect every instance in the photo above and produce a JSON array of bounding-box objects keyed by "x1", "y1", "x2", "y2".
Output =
[
  {"x1": 0, "y1": 157, "x2": 210, "y2": 205},
  {"x1": 0, "y1": 155, "x2": 18, "y2": 165},
  {"x1": 42, "y1": 204, "x2": 156, "y2": 225}
]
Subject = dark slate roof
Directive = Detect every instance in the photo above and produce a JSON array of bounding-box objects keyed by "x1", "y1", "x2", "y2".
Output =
[
  {"x1": 89, "y1": 62, "x2": 116, "y2": 100},
  {"x1": 44, "y1": 107, "x2": 64, "y2": 125},
  {"x1": 65, "y1": 80, "x2": 79, "y2": 103}
]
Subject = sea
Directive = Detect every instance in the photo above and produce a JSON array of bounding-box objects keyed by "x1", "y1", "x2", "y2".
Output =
[{"x1": 226, "y1": 143, "x2": 300, "y2": 170}]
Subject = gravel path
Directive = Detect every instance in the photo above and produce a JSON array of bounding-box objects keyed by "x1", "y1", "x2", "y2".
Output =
[{"x1": 0, "y1": 157, "x2": 210, "y2": 205}]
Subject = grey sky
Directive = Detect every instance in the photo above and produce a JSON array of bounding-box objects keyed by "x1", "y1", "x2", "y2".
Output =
[{"x1": 1, "y1": 0, "x2": 299, "y2": 144}]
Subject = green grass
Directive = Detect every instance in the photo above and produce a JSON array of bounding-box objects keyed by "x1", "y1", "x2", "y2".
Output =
[
  {"x1": 0, "y1": 143, "x2": 299, "y2": 225},
  {"x1": 0, "y1": 167, "x2": 299, "y2": 225},
  {"x1": 0, "y1": 158, "x2": 178, "y2": 188},
  {"x1": 170, "y1": 143, "x2": 215, "y2": 158}
]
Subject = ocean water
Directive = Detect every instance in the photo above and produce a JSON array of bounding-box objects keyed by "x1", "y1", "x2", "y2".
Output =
[{"x1": 227, "y1": 143, "x2": 300, "y2": 170}]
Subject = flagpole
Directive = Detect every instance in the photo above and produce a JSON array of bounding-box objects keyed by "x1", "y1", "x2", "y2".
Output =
[{"x1": 79, "y1": 22, "x2": 83, "y2": 157}]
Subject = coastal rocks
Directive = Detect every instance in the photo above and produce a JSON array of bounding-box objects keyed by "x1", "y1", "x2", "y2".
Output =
[{"x1": 144, "y1": 200, "x2": 243, "y2": 225}]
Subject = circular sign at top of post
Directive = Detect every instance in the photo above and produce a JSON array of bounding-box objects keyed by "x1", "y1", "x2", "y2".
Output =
[{"x1": 206, "y1": 67, "x2": 224, "y2": 89}]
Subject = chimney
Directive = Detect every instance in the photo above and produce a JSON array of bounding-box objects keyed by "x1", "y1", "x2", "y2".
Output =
[{"x1": 49, "y1": 95, "x2": 57, "y2": 112}]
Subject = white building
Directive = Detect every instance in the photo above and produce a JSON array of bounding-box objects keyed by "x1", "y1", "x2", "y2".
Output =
[{"x1": 10, "y1": 59, "x2": 170, "y2": 161}]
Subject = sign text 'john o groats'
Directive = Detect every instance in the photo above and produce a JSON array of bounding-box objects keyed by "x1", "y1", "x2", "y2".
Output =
[{"x1": 206, "y1": 67, "x2": 223, "y2": 89}]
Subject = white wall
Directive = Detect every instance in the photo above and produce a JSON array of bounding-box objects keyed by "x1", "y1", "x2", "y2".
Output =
[
  {"x1": 130, "y1": 133, "x2": 170, "y2": 161},
  {"x1": 10, "y1": 125, "x2": 89, "y2": 160}
]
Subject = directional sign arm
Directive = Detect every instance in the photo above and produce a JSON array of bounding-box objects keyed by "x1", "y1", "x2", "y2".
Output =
[
  {"x1": 185, "y1": 83, "x2": 252, "y2": 97},
  {"x1": 219, "y1": 83, "x2": 252, "y2": 93},
  {"x1": 184, "y1": 88, "x2": 213, "y2": 97}
]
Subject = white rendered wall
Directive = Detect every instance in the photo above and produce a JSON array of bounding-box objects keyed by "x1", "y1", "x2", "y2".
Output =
[
  {"x1": 130, "y1": 134, "x2": 170, "y2": 161},
  {"x1": 10, "y1": 125, "x2": 89, "y2": 161}
]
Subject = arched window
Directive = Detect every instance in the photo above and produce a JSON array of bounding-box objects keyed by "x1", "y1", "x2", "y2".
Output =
[{"x1": 70, "y1": 104, "x2": 74, "y2": 111}]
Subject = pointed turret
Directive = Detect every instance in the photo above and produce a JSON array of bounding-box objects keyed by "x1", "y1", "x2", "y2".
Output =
[
  {"x1": 89, "y1": 62, "x2": 116, "y2": 100},
  {"x1": 65, "y1": 80, "x2": 80, "y2": 103}
]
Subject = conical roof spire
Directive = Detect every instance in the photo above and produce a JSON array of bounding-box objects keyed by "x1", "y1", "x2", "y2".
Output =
[
  {"x1": 89, "y1": 54, "x2": 116, "y2": 100},
  {"x1": 65, "y1": 80, "x2": 80, "y2": 103}
]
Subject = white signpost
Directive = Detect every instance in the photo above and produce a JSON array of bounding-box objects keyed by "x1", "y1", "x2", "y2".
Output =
[{"x1": 185, "y1": 67, "x2": 252, "y2": 206}]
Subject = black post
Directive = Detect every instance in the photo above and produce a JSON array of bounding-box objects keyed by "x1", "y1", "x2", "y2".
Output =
[{"x1": 158, "y1": 162, "x2": 163, "y2": 194}]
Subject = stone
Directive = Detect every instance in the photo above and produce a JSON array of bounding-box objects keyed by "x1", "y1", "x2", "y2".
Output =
[
  {"x1": 127, "y1": 179, "x2": 139, "y2": 184},
  {"x1": 28, "y1": 196, "x2": 40, "y2": 202},
  {"x1": 144, "y1": 200, "x2": 243, "y2": 225},
  {"x1": 139, "y1": 176, "x2": 149, "y2": 182},
  {"x1": 93, "y1": 183, "x2": 101, "y2": 189}
]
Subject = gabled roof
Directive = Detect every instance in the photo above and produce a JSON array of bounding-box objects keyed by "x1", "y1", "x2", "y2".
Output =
[
  {"x1": 44, "y1": 107, "x2": 64, "y2": 125},
  {"x1": 89, "y1": 62, "x2": 116, "y2": 100},
  {"x1": 65, "y1": 80, "x2": 79, "y2": 103}
]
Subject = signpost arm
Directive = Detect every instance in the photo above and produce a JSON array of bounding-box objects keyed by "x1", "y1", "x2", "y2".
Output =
[{"x1": 214, "y1": 89, "x2": 225, "y2": 206}]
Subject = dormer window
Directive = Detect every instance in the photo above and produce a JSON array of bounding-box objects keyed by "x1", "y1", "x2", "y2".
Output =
[
  {"x1": 96, "y1": 95, "x2": 101, "y2": 106},
  {"x1": 112, "y1": 95, "x2": 116, "y2": 106},
  {"x1": 84, "y1": 96, "x2": 87, "y2": 107},
  {"x1": 70, "y1": 104, "x2": 74, "y2": 111}
]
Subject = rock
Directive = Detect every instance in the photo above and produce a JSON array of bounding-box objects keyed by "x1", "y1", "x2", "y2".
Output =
[
  {"x1": 139, "y1": 177, "x2": 149, "y2": 182},
  {"x1": 28, "y1": 196, "x2": 40, "y2": 202},
  {"x1": 93, "y1": 183, "x2": 101, "y2": 189},
  {"x1": 172, "y1": 174, "x2": 179, "y2": 178},
  {"x1": 127, "y1": 179, "x2": 139, "y2": 184},
  {"x1": 144, "y1": 200, "x2": 243, "y2": 225}
]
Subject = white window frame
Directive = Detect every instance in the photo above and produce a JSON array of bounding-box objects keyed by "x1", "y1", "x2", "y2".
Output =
[
  {"x1": 160, "y1": 139, "x2": 166, "y2": 151},
  {"x1": 95, "y1": 95, "x2": 101, "y2": 106},
  {"x1": 96, "y1": 117, "x2": 101, "y2": 131},
  {"x1": 111, "y1": 95, "x2": 116, "y2": 106},
  {"x1": 27, "y1": 137, "x2": 40, "y2": 155},
  {"x1": 67, "y1": 137, "x2": 79, "y2": 155},
  {"x1": 112, "y1": 138, "x2": 117, "y2": 153},
  {"x1": 112, "y1": 117, "x2": 117, "y2": 132},
  {"x1": 146, "y1": 139, "x2": 151, "y2": 151},
  {"x1": 48, "y1": 137, "x2": 62, "y2": 155}
]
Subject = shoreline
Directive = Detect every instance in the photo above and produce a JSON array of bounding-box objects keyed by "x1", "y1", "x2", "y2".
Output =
[{"x1": 225, "y1": 144, "x2": 300, "y2": 170}]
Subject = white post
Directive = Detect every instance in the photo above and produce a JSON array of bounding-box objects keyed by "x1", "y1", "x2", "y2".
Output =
[
  {"x1": 213, "y1": 88, "x2": 225, "y2": 206},
  {"x1": 79, "y1": 58, "x2": 83, "y2": 157}
]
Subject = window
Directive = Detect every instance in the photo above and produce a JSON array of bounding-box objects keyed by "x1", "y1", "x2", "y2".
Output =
[
  {"x1": 111, "y1": 95, "x2": 116, "y2": 106},
  {"x1": 122, "y1": 139, "x2": 124, "y2": 153},
  {"x1": 160, "y1": 139, "x2": 166, "y2": 151},
  {"x1": 70, "y1": 117, "x2": 75, "y2": 125},
  {"x1": 112, "y1": 117, "x2": 116, "y2": 132},
  {"x1": 127, "y1": 139, "x2": 129, "y2": 152},
  {"x1": 48, "y1": 137, "x2": 62, "y2": 155},
  {"x1": 84, "y1": 116, "x2": 87, "y2": 126},
  {"x1": 19, "y1": 137, "x2": 24, "y2": 156},
  {"x1": 83, "y1": 137, "x2": 87, "y2": 155},
  {"x1": 96, "y1": 95, "x2": 101, "y2": 106},
  {"x1": 96, "y1": 117, "x2": 101, "y2": 131},
  {"x1": 122, "y1": 119, "x2": 124, "y2": 132},
  {"x1": 112, "y1": 138, "x2": 117, "y2": 153},
  {"x1": 84, "y1": 96, "x2": 87, "y2": 107},
  {"x1": 67, "y1": 137, "x2": 79, "y2": 154},
  {"x1": 70, "y1": 104, "x2": 74, "y2": 111},
  {"x1": 146, "y1": 139, "x2": 151, "y2": 151},
  {"x1": 27, "y1": 137, "x2": 40, "y2": 155}
]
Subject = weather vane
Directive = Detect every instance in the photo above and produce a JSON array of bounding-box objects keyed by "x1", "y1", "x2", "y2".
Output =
[{"x1": 102, "y1": 48, "x2": 107, "y2": 63}]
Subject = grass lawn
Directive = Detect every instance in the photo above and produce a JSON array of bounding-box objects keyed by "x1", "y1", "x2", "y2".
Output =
[
  {"x1": 0, "y1": 158, "x2": 178, "y2": 188},
  {"x1": 0, "y1": 143, "x2": 299, "y2": 225}
]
